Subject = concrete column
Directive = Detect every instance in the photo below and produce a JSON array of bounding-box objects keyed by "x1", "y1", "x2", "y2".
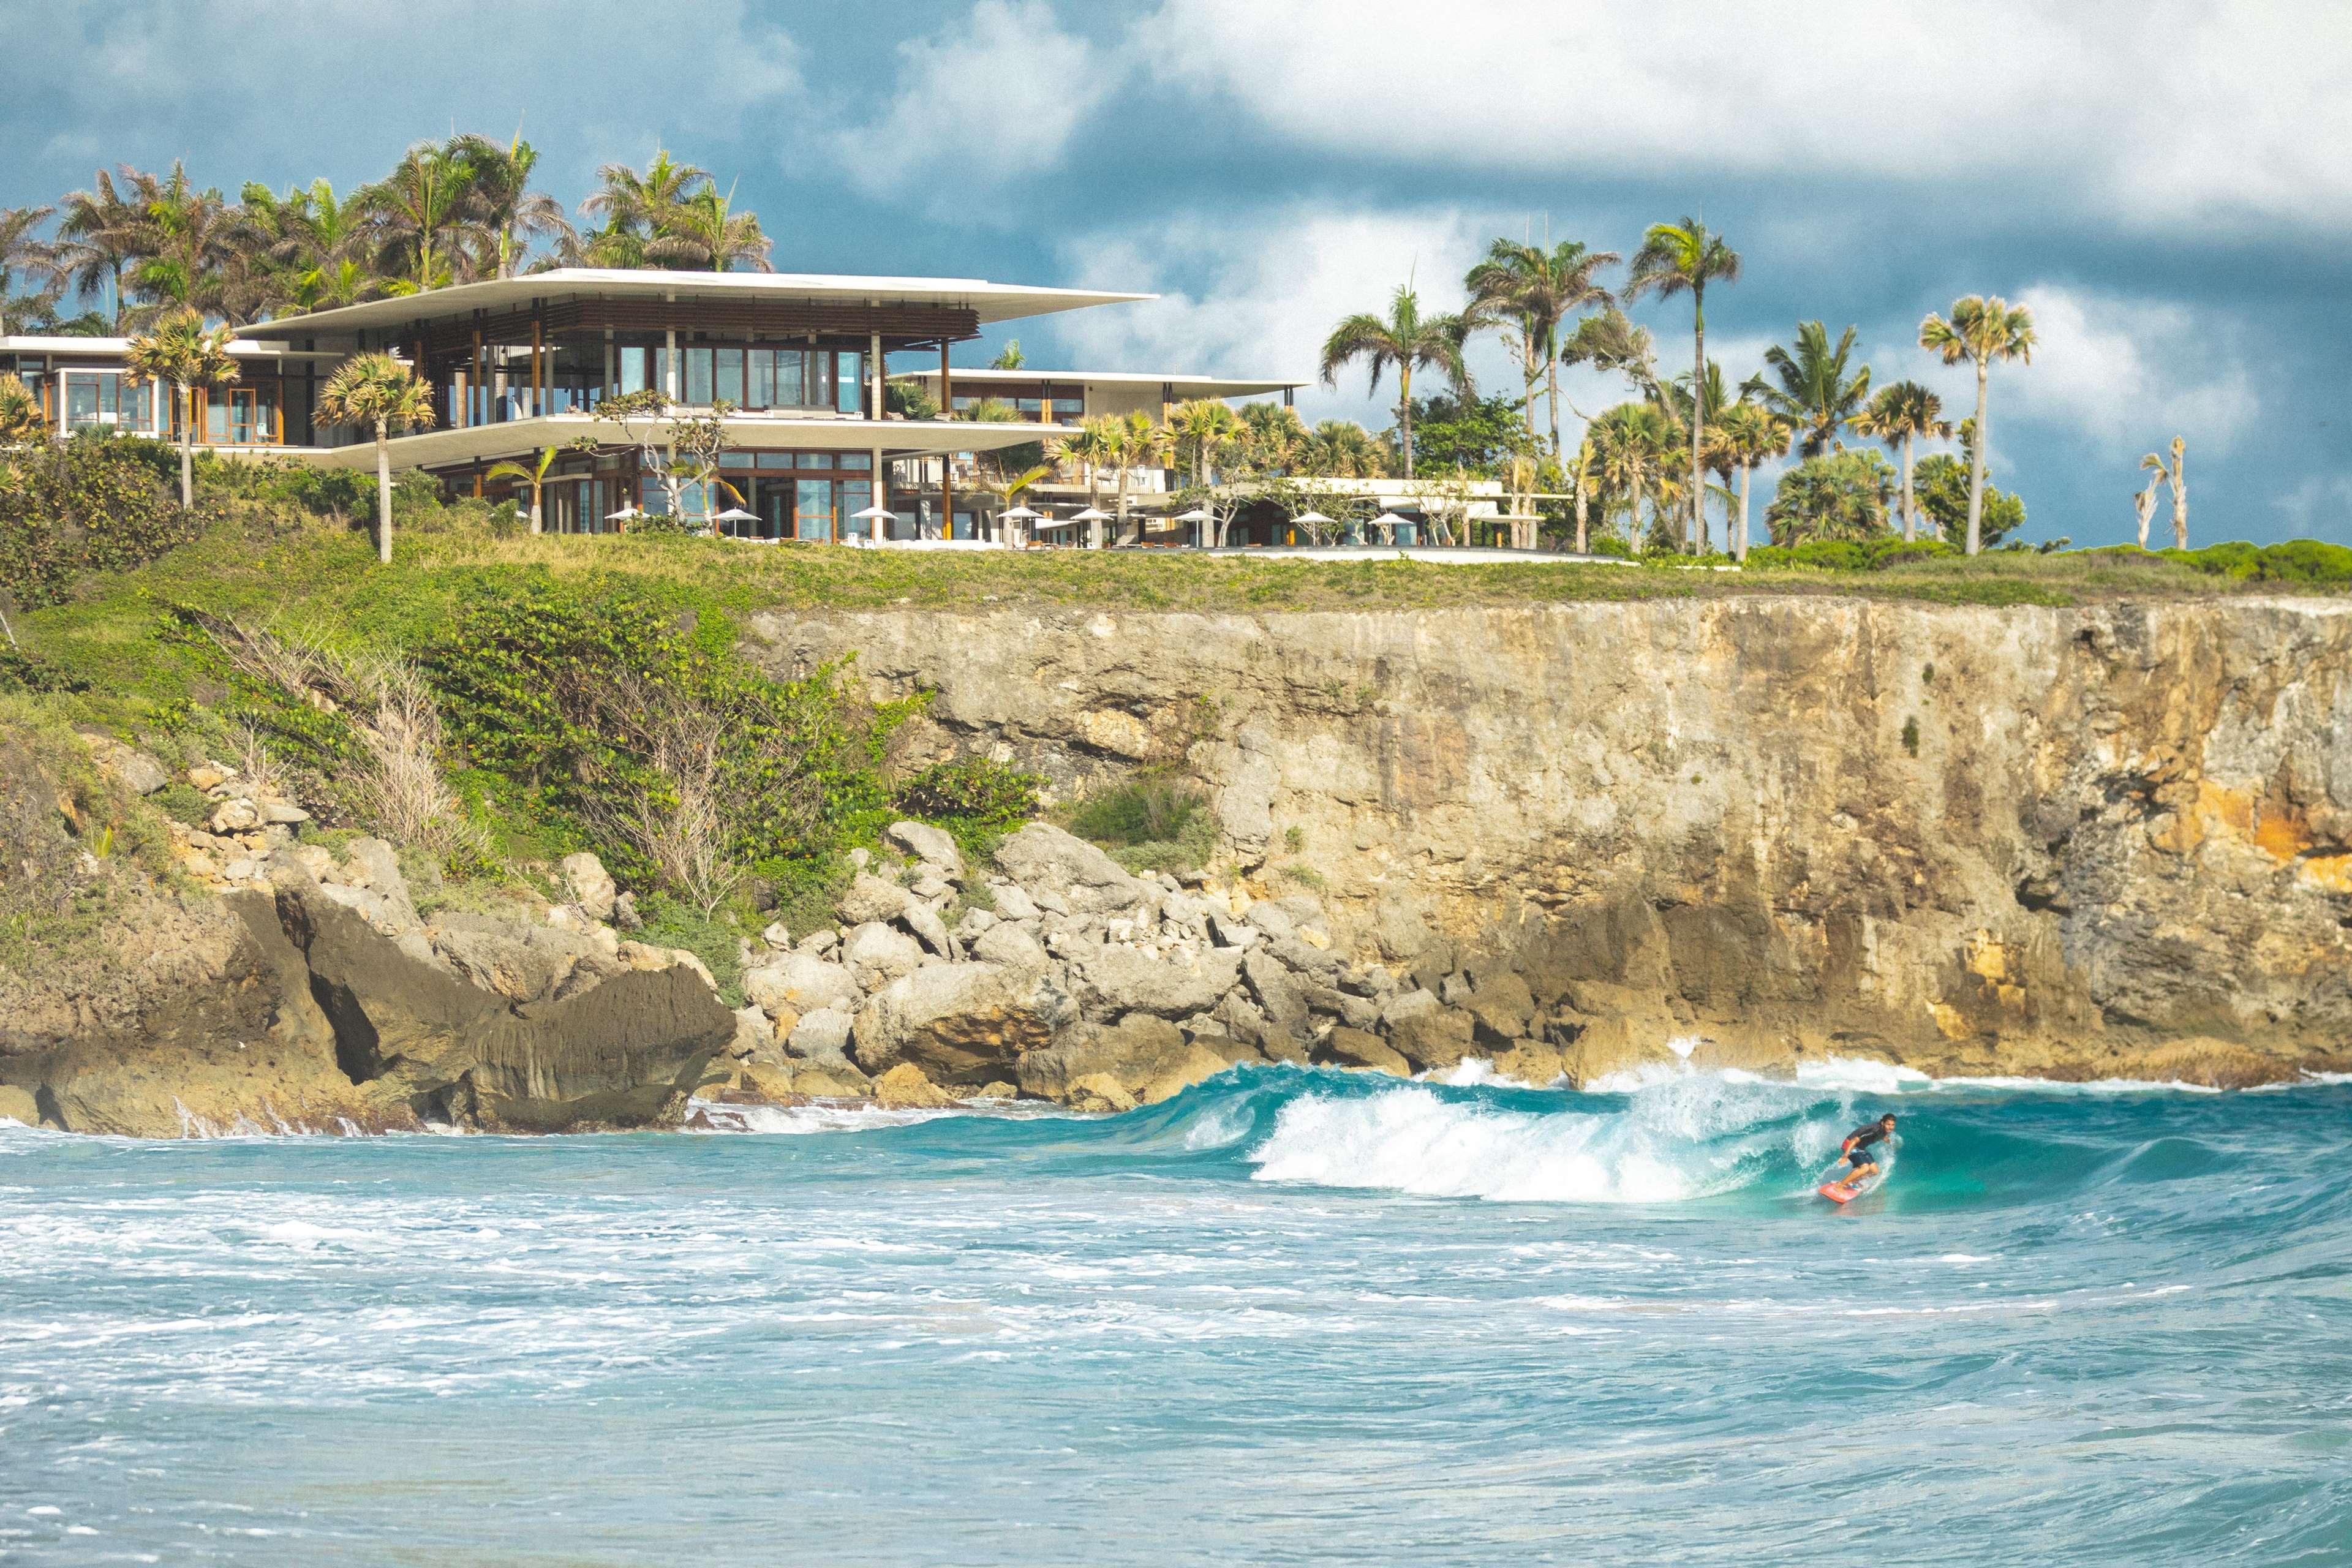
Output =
[
  {"x1": 939, "y1": 341, "x2": 954, "y2": 539},
  {"x1": 664, "y1": 327, "x2": 678, "y2": 401},
  {"x1": 869, "y1": 331, "x2": 883, "y2": 420}
]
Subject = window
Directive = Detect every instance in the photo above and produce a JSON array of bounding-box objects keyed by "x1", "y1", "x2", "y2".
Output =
[
  {"x1": 837, "y1": 350, "x2": 864, "y2": 415},
  {"x1": 684, "y1": 347, "x2": 712, "y2": 406},
  {"x1": 797, "y1": 452, "x2": 832, "y2": 469},
  {"x1": 755, "y1": 450, "x2": 795, "y2": 470},
  {"x1": 748, "y1": 349, "x2": 776, "y2": 410},
  {"x1": 714, "y1": 347, "x2": 744, "y2": 407},
  {"x1": 1014, "y1": 398, "x2": 1043, "y2": 415},
  {"x1": 837, "y1": 453, "x2": 870, "y2": 471},
  {"x1": 775, "y1": 349, "x2": 805, "y2": 407},
  {"x1": 840, "y1": 480, "x2": 873, "y2": 539},
  {"x1": 795, "y1": 478, "x2": 833, "y2": 542}
]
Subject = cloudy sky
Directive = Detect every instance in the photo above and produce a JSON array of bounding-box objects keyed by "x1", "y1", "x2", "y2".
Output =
[{"x1": 6, "y1": 0, "x2": 2345, "y2": 543}]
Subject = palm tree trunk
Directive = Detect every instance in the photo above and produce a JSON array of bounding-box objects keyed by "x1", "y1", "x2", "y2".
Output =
[
  {"x1": 2172, "y1": 450, "x2": 2188, "y2": 549},
  {"x1": 1573, "y1": 463, "x2": 1589, "y2": 554},
  {"x1": 374, "y1": 427, "x2": 393, "y2": 564},
  {"x1": 176, "y1": 383, "x2": 194, "y2": 508},
  {"x1": 1736, "y1": 463, "x2": 1752, "y2": 562},
  {"x1": 1548, "y1": 360, "x2": 1562, "y2": 459},
  {"x1": 1687, "y1": 303, "x2": 1704, "y2": 556},
  {"x1": 529, "y1": 481, "x2": 543, "y2": 536},
  {"x1": 1966, "y1": 362, "x2": 1989, "y2": 556},
  {"x1": 1399, "y1": 365, "x2": 1414, "y2": 479},
  {"x1": 1900, "y1": 432, "x2": 1917, "y2": 543}
]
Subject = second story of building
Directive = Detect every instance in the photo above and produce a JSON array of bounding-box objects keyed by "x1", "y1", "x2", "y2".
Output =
[
  {"x1": 890, "y1": 368, "x2": 1302, "y2": 426},
  {"x1": 0, "y1": 334, "x2": 341, "y2": 448}
]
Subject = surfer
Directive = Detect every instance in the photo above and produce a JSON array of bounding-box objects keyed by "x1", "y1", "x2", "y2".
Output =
[{"x1": 1838, "y1": 1113, "x2": 1898, "y2": 1184}]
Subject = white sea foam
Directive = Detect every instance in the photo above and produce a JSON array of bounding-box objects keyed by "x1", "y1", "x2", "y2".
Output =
[{"x1": 1246, "y1": 1073, "x2": 1833, "y2": 1204}]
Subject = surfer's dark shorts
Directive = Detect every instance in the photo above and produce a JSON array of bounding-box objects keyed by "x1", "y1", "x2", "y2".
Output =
[{"x1": 1847, "y1": 1150, "x2": 1875, "y2": 1169}]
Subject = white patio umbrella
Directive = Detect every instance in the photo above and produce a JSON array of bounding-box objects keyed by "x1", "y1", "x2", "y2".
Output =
[
  {"x1": 849, "y1": 505, "x2": 896, "y2": 521},
  {"x1": 710, "y1": 507, "x2": 758, "y2": 523},
  {"x1": 605, "y1": 504, "x2": 641, "y2": 521},
  {"x1": 1292, "y1": 510, "x2": 1334, "y2": 526},
  {"x1": 1000, "y1": 504, "x2": 1044, "y2": 522},
  {"x1": 1069, "y1": 507, "x2": 1111, "y2": 522},
  {"x1": 1170, "y1": 507, "x2": 1213, "y2": 522},
  {"x1": 1370, "y1": 510, "x2": 1411, "y2": 533}
]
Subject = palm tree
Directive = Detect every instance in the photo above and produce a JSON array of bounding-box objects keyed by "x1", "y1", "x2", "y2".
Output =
[
  {"x1": 1704, "y1": 402, "x2": 1793, "y2": 562},
  {"x1": 1919, "y1": 295, "x2": 2037, "y2": 556},
  {"x1": 450, "y1": 134, "x2": 573, "y2": 278},
  {"x1": 121, "y1": 165, "x2": 239, "y2": 325},
  {"x1": 124, "y1": 308, "x2": 240, "y2": 507},
  {"x1": 50, "y1": 171, "x2": 141, "y2": 328},
  {"x1": 1587, "y1": 401, "x2": 1682, "y2": 550},
  {"x1": 1626, "y1": 217, "x2": 1740, "y2": 554},
  {"x1": 1106, "y1": 410, "x2": 1167, "y2": 545},
  {"x1": 2143, "y1": 437, "x2": 2187, "y2": 549},
  {"x1": 663, "y1": 185, "x2": 772, "y2": 272},
  {"x1": 1235, "y1": 401, "x2": 1306, "y2": 475},
  {"x1": 1757, "y1": 322, "x2": 1872, "y2": 459},
  {"x1": 317, "y1": 352, "x2": 437, "y2": 564},
  {"x1": 1464, "y1": 237, "x2": 1618, "y2": 459},
  {"x1": 486, "y1": 446, "x2": 560, "y2": 535},
  {"x1": 0, "y1": 372, "x2": 45, "y2": 448},
  {"x1": 1319, "y1": 283, "x2": 1472, "y2": 478},
  {"x1": 1765, "y1": 451, "x2": 1896, "y2": 546},
  {"x1": 1058, "y1": 415, "x2": 1117, "y2": 521},
  {"x1": 1659, "y1": 360, "x2": 1744, "y2": 551},
  {"x1": 362, "y1": 142, "x2": 484, "y2": 295},
  {"x1": 580, "y1": 149, "x2": 714, "y2": 270},
  {"x1": 1166, "y1": 398, "x2": 1242, "y2": 486},
  {"x1": 991, "y1": 341, "x2": 1026, "y2": 369},
  {"x1": 2133, "y1": 469, "x2": 2163, "y2": 548},
  {"x1": 1297, "y1": 418, "x2": 1386, "y2": 478},
  {"x1": 0, "y1": 205, "x2": 58, "y2": 335},
  {"x1": 1852, "y1": 381, "x2": 1951, "y2": 542}
]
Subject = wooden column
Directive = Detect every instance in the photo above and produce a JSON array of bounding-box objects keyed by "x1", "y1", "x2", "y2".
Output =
[
  {"x1": 470, "y1": 327, "x2": 484, "y2": 429},
  {"x1": 531, "y1": 314, "x2": 544, "y2": 418},
  {"x1": 869, "y1": 331, "x2": 883, "y2": 420}
]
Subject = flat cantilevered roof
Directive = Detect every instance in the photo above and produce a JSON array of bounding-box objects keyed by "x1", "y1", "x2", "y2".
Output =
[
  {"x1": 234, "y1": 269, "x2": 1152, "y2": 339},
  {"x1": 894, "y1": 367, "x2": 1305, "y2": 398}
]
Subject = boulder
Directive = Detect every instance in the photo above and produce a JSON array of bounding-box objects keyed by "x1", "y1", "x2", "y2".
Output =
[
  {"x1": 259, "y1": 801, "x2": 311, "y2": 826},
  {"x1": 1379, "y1": 987, "x2": 1442, "y2": 1028},
  {"x1": 1466, "y1": 992, "x2": 1533, "y2": 1047},
  {"x1": 1300, "y1": 979, "x2": 1381, "y2": 1031},
  {"x1": 969, "y1": 1081, "x2": 1019, "y2": 1100},
  {"x1": 1015, "y1": 1014, "x2": 1229, "y2": 1106},
  {"x1": 970, "y1": 920, "x2": 1049, "y2": 970},
  {"x1": 799, "y1": 928, "x2": 840, "y2": 956},
  {"x1": 957, "y1": 908, "x2": 999, "y2": 936},
  {"x1": 992, "y1": 823, "x2": 1144, "y2": 913},
  {"x1": 1076, "y1": 943, "x2": 1243, "y2": 1020},
  {"x1": 311, "y1": 880, "x2": 419, "y2": 938},
  {"x1": 899, "y1": 900, "x2": 955, "y2": 958},
  {"x1": 1390, "y1": 1005, "x2": 1479, "y2": 1072},
  {"x1": 208, "y1": 798, "x2": 260, "y2": 833},
  {"x1": 612, "y1": 891, "x2": 642, "y2": 930},
  {"x1": 791, "y1": 1061, "x2": 873, "y2": 1098},
  {"x1": 842, "y1": 921, "x2": 924, "y2": 987},
  {"x1": 1207, "y1": 911, "x2": 1261, "y2": 949},
  {"x1": 1318, "y1": 1027, "x2": 1411, "y2": 1076},
  {"x1": 0, "y1": 1084, "x2": 41, "y2": 1125},
  {"x1": 727, "y1": 1060, "x2": 799, "y2": 1102},
  {"x1": 760, "y1": 921, "x2": 793, "y2": 951},
  {"x1": 1269, "y1": 934, "x2": 1344, "y2": 981},
  {"x1": 742, "y1": 951, "x2": 860, "y2": 1017},
  {"x1": 786, "y1": 1007, "x2": 856, "y2": 1061},
  {"x1": 558, "y1": 852, "x2": 618, "y2": 921},
  {"x1": 990, "y1": 881, "x2": 1042, "y2": 921},
  {"x1": 1491, "y1": 1041, "x2": 1567, "y2": 1087},
  {"x1": 837, "y1": 872, "x2": 911, "y2": 925},
  {"x1": 617, "y1": 942, "x2": 716, "y2": 993},
  {"x1": 873, "y1": 1062, "x2": 957, "y2": 1110},
  {"x1": 1063, "y1": 1074, "x2": 1137, "y2": 1114},
  {"x1": 851, "y1": 962, "x2": 1063, "y2": 1084},
  {"x1": 728, "y1": 1006, "x2": 777, "y2": 1061},
  {"x1": 1243, "y1": 949, "x2": 1310, "y2": 1036},
  {"x1": 92, "y1": 741, "x2": 169, "y2": 795},
  {"x1": 886, "y1": 820, "x2": 967, "y2": 880}
]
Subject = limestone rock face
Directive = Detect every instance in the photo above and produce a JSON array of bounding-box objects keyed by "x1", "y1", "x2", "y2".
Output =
[
  {"x1": 1317, "y1": 1027, "x2": 1411, "y2": 1076},
  {"x1": 1074, "y1": 943, "x2": 1243, "y2": 1021},
  {"x1": 752, "y1": 598, "x2": 2352, "y2": 1082},
  {"x1": 850, "y1": 962, "x2": 1064, "y2": 1084}
]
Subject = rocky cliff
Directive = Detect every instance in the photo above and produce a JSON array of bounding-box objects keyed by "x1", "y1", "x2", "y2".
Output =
[{"x1": 752, "y1": 596, "x2": 2352, "y2": 1084}]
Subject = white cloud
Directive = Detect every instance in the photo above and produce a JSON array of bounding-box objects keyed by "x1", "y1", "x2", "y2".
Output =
[
  {"x1": 1133, "y1": 0, "x2": 2352, "y2": 233},
  {"x1": 13, "y1": 1, "x2": 804, "y2": 194},
  {"x1": 2004, "y1": 284, "x2": 2258, "y2": 454},
  {"x1": 2271, "y1": 476, "x2": 2352, "y2": 541},
  {"x1": 832, "y1": 0, "x2": 1112, "y2": 207},
  {"x1": 1046, "y1": 203, "x2": 1519, "y2": 424}
]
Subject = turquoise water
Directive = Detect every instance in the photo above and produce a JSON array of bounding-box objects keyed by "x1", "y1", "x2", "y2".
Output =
[{"x1": 3, "y1": 1061, "x2": 2348, "y2": 1565}]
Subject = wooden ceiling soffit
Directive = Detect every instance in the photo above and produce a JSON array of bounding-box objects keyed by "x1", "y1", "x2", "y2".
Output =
[{"x1": 405, "y1": 298, "x2": 980, "y2": 357}]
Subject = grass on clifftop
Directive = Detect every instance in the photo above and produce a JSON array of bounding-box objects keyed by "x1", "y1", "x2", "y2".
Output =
[{"x1": 18, "y1": 512, "x2": 2339, "y2": 710}]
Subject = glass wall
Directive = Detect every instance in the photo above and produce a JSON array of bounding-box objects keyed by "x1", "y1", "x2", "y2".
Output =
[
  {"x1": 60, "y1": 371, "x2": 156, "y2": 435},
  {"x1": 663, "y1": 344, "x2": 864, "y2": 412}
]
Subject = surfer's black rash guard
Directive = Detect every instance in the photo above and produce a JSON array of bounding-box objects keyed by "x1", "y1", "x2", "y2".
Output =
[{"x1": 1844, "y1": 1124, "x2": 1891, "y2": 1163}]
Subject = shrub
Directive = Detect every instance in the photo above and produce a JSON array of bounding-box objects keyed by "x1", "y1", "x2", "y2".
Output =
[
  {"x1": 1914, "y1": 453, "x2": 2025, "y2": 549},
  {"x1": 893, "y1": 757, "x2": 1041, "y2": 829},
  {"x1": 1066, "y1": 779, "x2": 1219, "y2": 873},
  {"x1": 1765, "y1": 450, "x2": 1894, "y2": 546},
  {"x1": 1586, "y1": 534, "x2": 1634, "y2": 559},
  {"x1": 2162, "y1": 540, "x2": 2352, "y2": 587},
  {"x1": 0, "y1": 434, "x2": 204, "y2": 608},
  {"x1": 422, "y1": 575, "x2": 904, "y2": 892}
]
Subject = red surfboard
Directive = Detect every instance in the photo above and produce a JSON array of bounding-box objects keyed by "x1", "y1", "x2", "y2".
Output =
[{"x1": 1818, "y1": 1180, "x2": 1860, "y2": 1204}]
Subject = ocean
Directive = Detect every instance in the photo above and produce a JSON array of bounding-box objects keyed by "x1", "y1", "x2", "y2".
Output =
[{"x1": 3, "y1": 1061, "x2": 2347, "y2": 1565}]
